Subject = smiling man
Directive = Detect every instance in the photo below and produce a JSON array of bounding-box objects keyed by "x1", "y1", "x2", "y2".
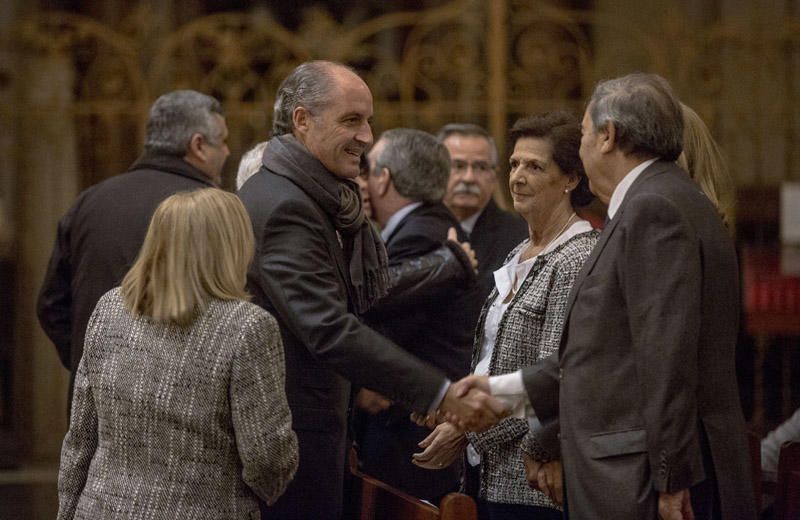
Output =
[
  {"x1": 238, "y1": 61, "x2": 507, "y2": 520},
  {"x1": 437, "y1": 124, "x2": 528, "y2": 302}
]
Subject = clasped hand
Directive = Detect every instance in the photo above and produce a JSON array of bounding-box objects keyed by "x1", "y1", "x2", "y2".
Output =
[{"x1": 435, "y1": 376, "x2": 509, "y2": 432}]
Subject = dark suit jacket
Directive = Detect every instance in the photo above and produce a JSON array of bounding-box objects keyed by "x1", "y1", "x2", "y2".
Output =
[
  {"x1": 359, "y1": 202, "x2": 481, "y2": 501},
  {"x1": 37, "y1": 153, "x2": 215, "y2": 388},
  {"x1": 239, "y1": 167, "x2": 447, "y2": 520},
  {"x1": 368, "y1": 202, "x2": 480, "y2": 380},
  {"x1": 523, "y1": 161, "x2": 756, "y2": 520},
  {"x1": 470, "y1": 199, "x2": 528, "y2": 302}
]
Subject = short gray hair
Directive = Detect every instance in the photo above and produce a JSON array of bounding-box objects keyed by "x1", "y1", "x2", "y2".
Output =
[
  {"x1": 144, "y1": 90, "x2": 224, "y2": 156},
  {"x1": 588, "y1": 73, "x2": 684, "y2": 161},
  {"x1": 374, "y1": 128, "x2": 450, "y2": 203},
  {"x1": 236, "y1": 140, "x2": 268, "y2": 190},
  {"x1": 271, "y1": 60, "x2": 355, "y2": 137},
  {"x1": 435, "y1": 123, "x2": 498, "y2": 166}
]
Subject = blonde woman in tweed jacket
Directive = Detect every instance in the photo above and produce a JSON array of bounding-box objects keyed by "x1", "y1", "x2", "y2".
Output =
[
  {"x1": 56, "y1": 189, "x2": 298, "y2": 520},
  {"x1": 413, "y1": 113, "x2": 598, "y2": 520}
]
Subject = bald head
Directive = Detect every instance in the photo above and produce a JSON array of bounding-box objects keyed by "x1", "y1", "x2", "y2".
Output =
[
  {"x1": 280, "y1": 61, "x2": 374, "y2": 179},
  {"x1": 272, "y1": 60, "x2": 362, "y2": 137}
]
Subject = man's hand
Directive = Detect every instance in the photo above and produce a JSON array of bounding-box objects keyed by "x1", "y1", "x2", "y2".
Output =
[
  {"x1": 411, "y1": 422, "x2": 468, "y2": 469},
  {"x1": 409, "y1": 411, "x2": 444, "y2": 429},
  {"x1": 448, "y1": 227, "x2": 478, "y2": 274},
  {"x1": 439, "y1": 383, "x2": 509, "y2": 432},
  {"x1": 658, "y1": 489, "x2": 694, "y2": 520},
  {"x1": 354, "y1": 388, "x2": 392, "y2": 414},
  {"x1": 452, "y1": 374, "x2": 490, "y2": 397},
  {"x1": 537, "y1": 460, "x2": 563, "y2": 505},
  {"x1": 522, "y1": 451, "x2": 543, "y2": 491}
]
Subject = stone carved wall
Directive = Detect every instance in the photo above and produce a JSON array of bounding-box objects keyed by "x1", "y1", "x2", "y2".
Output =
[{"x1": 1, "y1": 0, "x2": 799, "y2": 461}]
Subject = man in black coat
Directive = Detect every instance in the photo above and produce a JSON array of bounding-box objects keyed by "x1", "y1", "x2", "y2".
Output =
[
  {"x1": 357, "y1": 128, "x2": 482, "y2": 501},
  {"x1": 239, "y1": 61, "x2": 506, "y2": 520},
  {"x1": 437, "y1": 124, "x2": 528, "y2": 302},
  {"x1": 37, "y1": 90, "x2": 227, "y2": 406}
]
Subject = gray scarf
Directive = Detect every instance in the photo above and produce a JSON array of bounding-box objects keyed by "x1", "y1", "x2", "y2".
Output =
[{"x1": 262, "y1": 135, "x2": 390, "y2": 314}]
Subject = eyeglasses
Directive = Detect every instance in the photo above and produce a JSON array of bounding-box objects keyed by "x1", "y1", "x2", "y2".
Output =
[{"x1": 451, "y1": 160, "x2": 495, "y2": 176}]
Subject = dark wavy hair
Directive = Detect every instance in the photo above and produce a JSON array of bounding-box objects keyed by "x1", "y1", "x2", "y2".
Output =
[{"x1": 509, "y1": 111, "x2": 594, "y2": 207}]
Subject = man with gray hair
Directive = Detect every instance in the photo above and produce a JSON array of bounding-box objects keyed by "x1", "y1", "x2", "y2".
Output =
[
  {"x1": 357, "y1": 128, "x2": 482, "y2": 501},
  {"x1": 437, "y1": 124, "x2": 527, "y2": 302},
  {"x1": 38, "y1": 90, "x2": 228, "y2": 405},
  {"x1": 455, "y1": 73, "x2": 756, "y2": 520},
  {"x1": 239, "y1": 61, "x2": 506, "y2": 520}
]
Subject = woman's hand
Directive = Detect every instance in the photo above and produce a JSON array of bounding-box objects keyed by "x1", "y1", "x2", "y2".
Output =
[{"x1": 411, "y1": 422, "x2": 468, "y2": 469}]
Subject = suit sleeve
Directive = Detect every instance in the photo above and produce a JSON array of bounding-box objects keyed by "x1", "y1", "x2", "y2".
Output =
[
  {"x1": 621, "y1": 193, "x2": 705, "y2": 493},
  {"x1": 56, "y1": 307, "x2": 101, "y2": 519},
  {"x1": 251, "y1": 198, "x2": 445, "y2": 413},
  {"x1": 522, "y1": 353, "x2": 560, "y2": 428},
  {"x1": 37, "y1": 211, "x2": 75, "y2": 369},
  {"x1": 231, "y1": 310, "x2": 298, "y2": 505}
]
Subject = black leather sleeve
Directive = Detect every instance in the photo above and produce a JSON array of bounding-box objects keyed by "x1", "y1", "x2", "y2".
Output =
[{"x1": 378, "y1": 240, "x2": 476, "y2": 312}]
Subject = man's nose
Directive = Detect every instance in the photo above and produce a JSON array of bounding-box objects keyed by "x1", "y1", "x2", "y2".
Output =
[
  {"x1": 461, "y1": 163, "x2": 477, "y2": 182},
  {"x1": 356, "y1": 121, "x2": 373, "y2": 145}
]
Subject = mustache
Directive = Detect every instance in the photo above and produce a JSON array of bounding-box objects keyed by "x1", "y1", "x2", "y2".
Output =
[{"x1": 452, "y1": 182, "x2": 483, "y2": 196}]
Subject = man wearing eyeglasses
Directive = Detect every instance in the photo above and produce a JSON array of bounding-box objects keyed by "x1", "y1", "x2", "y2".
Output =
[{"x1": 437, "y1": 124, "x2": 528, "y2": 302}]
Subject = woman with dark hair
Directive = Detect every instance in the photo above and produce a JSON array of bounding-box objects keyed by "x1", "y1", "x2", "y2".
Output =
[
  {"x1": 413, "y1": 112, "x2": 597, "y2": 520},
  {"x1": 57, "y1": 189, "x2": 298, "y2": 519}
]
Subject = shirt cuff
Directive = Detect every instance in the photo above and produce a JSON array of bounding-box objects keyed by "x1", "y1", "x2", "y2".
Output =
[
  {"x1": 428, "y1": 379, "x2": 451, "y2": 414},
  {"x1": 489, "y1": 370, "x2": 535, "y2": 419}
]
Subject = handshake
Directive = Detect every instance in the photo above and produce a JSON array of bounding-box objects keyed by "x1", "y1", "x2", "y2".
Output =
[{"x1": 417, "y1": 375, "x2": 511, "y2": 432}]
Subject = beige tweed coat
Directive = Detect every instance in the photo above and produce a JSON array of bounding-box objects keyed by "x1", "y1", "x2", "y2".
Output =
[{"x1": 57, "y1": 288, "x2": 298, "y2": 519}]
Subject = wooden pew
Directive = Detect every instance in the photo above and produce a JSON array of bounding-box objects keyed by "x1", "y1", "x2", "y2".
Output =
[
  {"x1": 774, "y1": 441, "x2": 800, "y2": 520},
  {"x1": 349, "y1": 448, "x2": 477, "y2": 520}
]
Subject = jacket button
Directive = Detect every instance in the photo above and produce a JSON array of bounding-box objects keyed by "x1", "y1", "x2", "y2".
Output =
[{"x1": 559, "y1": 369, "x2": 564, "y2": 380}]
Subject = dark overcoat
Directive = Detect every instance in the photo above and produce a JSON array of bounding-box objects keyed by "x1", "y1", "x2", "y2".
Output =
[{"x1": 240, "y1": 161, "x2": 446, "y2": 520}]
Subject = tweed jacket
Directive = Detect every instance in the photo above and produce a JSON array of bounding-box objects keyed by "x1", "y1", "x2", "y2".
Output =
[
  {"x1": 57, "y1": 289, "x2": 298, "y2": 520},
  {"x1": 465, "y1": 228, "x2": 597, "y2": 506}
]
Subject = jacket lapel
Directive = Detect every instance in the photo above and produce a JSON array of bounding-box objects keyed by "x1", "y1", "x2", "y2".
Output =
[{"x1": 560, "y1": 160, "x2": 670, "y2": 344}]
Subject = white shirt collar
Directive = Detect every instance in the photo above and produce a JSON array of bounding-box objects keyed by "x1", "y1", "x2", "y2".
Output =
[
  {"x1": 459, "y1": 206, "x2": 485, "y2": 234},
  {"x1": 380, "y1": 201, "x2": 423, "y2": 242},
  {"x1": 606, "y1": 158, "x2": 658, "y2": 220}
]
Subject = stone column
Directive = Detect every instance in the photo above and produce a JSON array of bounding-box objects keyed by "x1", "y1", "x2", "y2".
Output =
[{"x1": 14, "y1": 45, "x2": 78, "y2": 463}]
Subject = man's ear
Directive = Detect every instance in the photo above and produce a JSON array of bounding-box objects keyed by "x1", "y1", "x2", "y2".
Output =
[
  {"x1": 600, "y1": 122, "x2": 616, "y2": 154},
  {"x1": 186, "y1": 133, "x2": 206, "y2": 162},
  {"x1": 293, "y1": 106, "x2": 311, "y2": 136},
  {"x1": 376, "y1": 167, "x2": 392, "y2": 197}
]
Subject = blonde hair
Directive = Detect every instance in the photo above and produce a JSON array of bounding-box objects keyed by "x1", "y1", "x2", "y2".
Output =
[
  {"x1": 121, "y1": 188, "x2": 254, "y2": 326},
  {"x1": 677, "y1": 103, "x2": 735, "y2": 228}
]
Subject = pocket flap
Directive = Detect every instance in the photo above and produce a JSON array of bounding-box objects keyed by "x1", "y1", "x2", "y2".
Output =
[{"x1": 588, "y1": 428, "x2": 647, "y2": 459}]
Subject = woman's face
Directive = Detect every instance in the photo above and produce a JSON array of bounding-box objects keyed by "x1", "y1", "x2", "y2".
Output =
[{"x1": 508, "y1": 137, "x2": 570, "y2": 223}]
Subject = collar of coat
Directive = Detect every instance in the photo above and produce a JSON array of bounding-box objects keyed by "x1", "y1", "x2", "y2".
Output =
[{"x1": 127, "y1": 151, "x2": 217, "y2": 187}]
